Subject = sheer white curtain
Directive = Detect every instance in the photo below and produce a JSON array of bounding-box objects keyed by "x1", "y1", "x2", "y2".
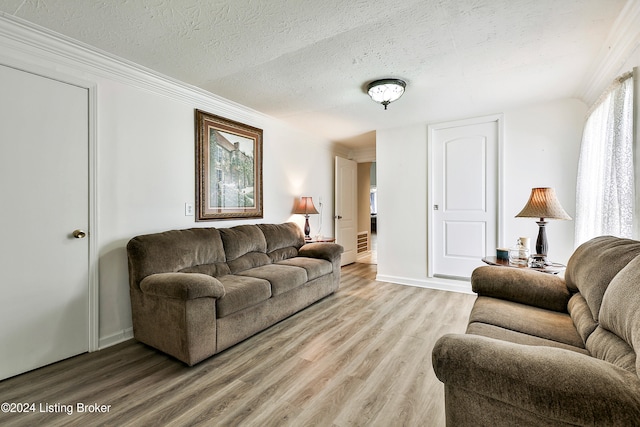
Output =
[{"x1": 575, "y1": 72, "x2": 635, "y2": 246}]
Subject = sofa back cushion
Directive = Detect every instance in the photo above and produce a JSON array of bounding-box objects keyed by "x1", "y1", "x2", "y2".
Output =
[
  {"x1": 219, "y1": 225, "x2": 271, "y2": 273},
  {"x1": 127, "y1": 228, "x2": 227, "y2": 290},
  {"x1": 565, "y1": 236, "x2": 640, "y2": 320},
  {"x1": 258, "y1": 222, "x2": 305, "y2": 262},
  {"x1": 598, "y1": 255, "x2": 640, "y2": 375}
]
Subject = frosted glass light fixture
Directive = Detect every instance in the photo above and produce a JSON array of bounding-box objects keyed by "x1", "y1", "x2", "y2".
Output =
[{"x1": 367, "y1": 79, "x2": 406, "y2": 110}]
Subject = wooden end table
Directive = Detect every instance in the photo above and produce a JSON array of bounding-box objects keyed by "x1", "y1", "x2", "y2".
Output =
[
  {"x1": 305, "y1": 238, "x2": 336, "y2": 243},
  {"x1": 481, "y1": 256, "x2": 565, "y2": 274}
]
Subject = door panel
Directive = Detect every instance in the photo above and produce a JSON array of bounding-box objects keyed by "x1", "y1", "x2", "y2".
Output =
[
  {"x1": 445, "y1": 137, "x2": 486, "y2": 211},
  {"x1": 445, "y1": 221, "x2": 486, "y2": 258},
  {"x1": 0, "y1": 65, "x2": 89, "y2": 380},
  {"x1": 335, "y1": 156, "x2": 357, "y2": 266},
  {"x1": 431, "y1": 120, "x2": 498, "y2": 279}
]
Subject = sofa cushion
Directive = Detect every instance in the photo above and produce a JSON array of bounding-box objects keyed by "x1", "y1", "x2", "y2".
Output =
[
  {"x1": 567, "y1": 293, "x2": 598, "y2": 343},
  {"x1": 277, "y1": 257, "x2": 333, "y2": 281},
  {"x1": 599, "y1": 255, "x2": 640, "y2": 374},
  {"x1": 127, "y1": 228, "x2": 226, "y2": 290},
  {"x1": 258, "y1": 222, "x2": 305, "y2": 262},
  {"x1": 466, "y1": 322, "x2": 590, "y2": 355},
  {"x1": 179, "y1": 262, "x2": 231, "y2": 277},
  {"x1": 226, "y1": 252, "x2": 272, "y2": 274},
  {"x1": 586, "y1": 326, "x2": 636, "y2": 374},
  {"x1": 219, "y1": 225, "x2": 270, "y2": 274},
  {"x1": 238, "y1": 264, "x2": 308, "y2": 296},
  {"x1": 565, "y1": 236, "x2": 640, "y2": 320},
  {"x1": 471, "y1": 266, "x2": 570, "y2": 312},
  {"x1": 468, "y1": 297, "x2": 585, "y2": 349},
  {"x1": 216, "y1": 275, "x2": 271, "y2": 318}
]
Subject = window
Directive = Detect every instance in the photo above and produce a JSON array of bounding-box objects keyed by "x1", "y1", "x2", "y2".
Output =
[{"x1": 575, "y1": 72, "x2": 635, "y2": 246}]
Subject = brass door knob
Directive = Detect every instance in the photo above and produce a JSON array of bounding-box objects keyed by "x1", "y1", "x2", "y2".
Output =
[{"x1": 72, "y1": 229, "x2": 87, "y2": 239}]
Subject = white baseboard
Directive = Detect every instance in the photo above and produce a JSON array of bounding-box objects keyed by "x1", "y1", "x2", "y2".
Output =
[
  {"x1": 98, "y1": 327, "x2": 134, "y2": 350},
  {"x1": 376, "y1": 274, "x2": 474, "y2": 294}
]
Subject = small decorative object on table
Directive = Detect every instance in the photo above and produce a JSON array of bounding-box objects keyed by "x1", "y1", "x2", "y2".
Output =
[
  {"x1": 508, "y1": 238, "x2": 530, "y2": 266},
  {"x1": 496, "y1": 248, "x2": 509, "y2": 260},
  {"x1": 528, "y1": 254, "x2": 548, "y2": 268}
]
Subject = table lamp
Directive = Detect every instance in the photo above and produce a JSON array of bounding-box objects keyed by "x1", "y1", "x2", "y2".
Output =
[
  {"x1": 293, "y1": 196, "x2": 319, "y2": 239},
  {"x1": 515, "y1": 187, "x2": 571, "y2": 265}
]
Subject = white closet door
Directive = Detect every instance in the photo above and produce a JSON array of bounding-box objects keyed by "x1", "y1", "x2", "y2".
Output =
[
  {"x1": 0, "y1": 65, "x2": 89, "y2": 380},
  {"x1": 430, "y1": 119, "x2": 498, "y2": 279}
]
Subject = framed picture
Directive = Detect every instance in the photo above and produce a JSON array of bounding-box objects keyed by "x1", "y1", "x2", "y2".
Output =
[{"x1": 195, "y1": 110, "x2": 263, "y2": 220}]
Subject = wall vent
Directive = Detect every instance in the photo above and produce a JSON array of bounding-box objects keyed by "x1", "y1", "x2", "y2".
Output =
[{"x1": 357, "y1": 231, "x2": 369, "y2": 254}]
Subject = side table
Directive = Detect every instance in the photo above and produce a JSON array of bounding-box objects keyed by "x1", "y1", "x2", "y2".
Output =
[
  {"x1": 481, "y1": 256, "x2": 565, "y2": 274},
  {"x1": 305, "y1": 238, "x2": 336, "y2": 243}
]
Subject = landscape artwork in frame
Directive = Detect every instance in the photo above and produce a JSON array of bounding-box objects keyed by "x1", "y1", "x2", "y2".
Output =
[{"x1": 195, "y1": 110, "x2": 263, "y2": 220}]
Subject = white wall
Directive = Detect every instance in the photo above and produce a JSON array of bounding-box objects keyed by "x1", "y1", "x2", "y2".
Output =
[
  {"x1": 96, "y1": 80, "x2": 337, "y2": 345},
  {"x1": 0, "y1": 17, "x2": 337, "y2": 348},
  {"x1": 376, "y1": 98, "x2": 587, "y2": 292},
  {"x1": 502, "y1": 99, "x2": 587, "y2": 262},
  {"x1": 376, "y1": 124, "x2": 428, "y2": 283}
]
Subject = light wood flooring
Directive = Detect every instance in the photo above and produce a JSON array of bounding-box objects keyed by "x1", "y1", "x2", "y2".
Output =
[{"x1": 0, "y1": 263, "x2": 475, "y2": 427}]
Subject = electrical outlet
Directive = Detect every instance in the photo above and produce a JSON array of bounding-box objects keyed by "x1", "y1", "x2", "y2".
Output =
[{"x1": 185, "y1": 202, "x2": 194, "y2": 216}]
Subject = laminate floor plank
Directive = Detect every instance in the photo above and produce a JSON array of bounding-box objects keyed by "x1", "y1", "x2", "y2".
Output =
[{"x1": 0, "y1": 263, "x2": 475, "y2": 427}]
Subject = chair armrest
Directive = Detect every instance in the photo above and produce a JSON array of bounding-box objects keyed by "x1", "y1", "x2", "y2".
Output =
[
  {"x1": 433, "y1": 334, "x2": 640, "y2": 425},
  {"x1": 139, "y1": 273, "x2": 225, "y2": 300},
  {"x1": 471, "y1": 266, "x2": 570, "y2": 312},
  {"x1": 299, "y1": 242, "x2": 344, "y2": 263}
]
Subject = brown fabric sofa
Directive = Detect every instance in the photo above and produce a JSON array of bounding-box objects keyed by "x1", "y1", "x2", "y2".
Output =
[
  {"x1": 432, "y1": 236, "x2": 640, "y2": 426},
  {"x1": 127, "y1": 222, "x2": 343, "y2": 365}
]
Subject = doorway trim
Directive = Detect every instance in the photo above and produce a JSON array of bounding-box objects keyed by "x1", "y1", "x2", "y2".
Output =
[
  {"x1": 1, "y1": 57, "x2": 100, "y2": 352},
  {"x1": 427, "y1": 113, "x2": 505, "y2": 278}
]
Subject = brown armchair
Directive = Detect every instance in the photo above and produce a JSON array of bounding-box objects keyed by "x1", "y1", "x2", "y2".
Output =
[{"x1": 433, "y1": 236, "x2": 640, "y2": 426}]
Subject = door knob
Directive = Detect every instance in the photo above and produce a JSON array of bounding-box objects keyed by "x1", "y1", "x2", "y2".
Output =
[
  {"x1": 72, "y1": 229, "x2": 87, "y2": 239},
  {"x1": 335, "y1": 215, "x2": 343, "y2": 219}
]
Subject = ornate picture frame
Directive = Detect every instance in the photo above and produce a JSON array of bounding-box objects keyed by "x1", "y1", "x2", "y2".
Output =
[{"x1": 195, "y1": 110, "x2": 263, "y2": 220}]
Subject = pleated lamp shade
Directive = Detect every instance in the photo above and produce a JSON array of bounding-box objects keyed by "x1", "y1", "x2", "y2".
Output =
[{"x1": 515, "y1": 188, "x2": 571, "y2": 220}]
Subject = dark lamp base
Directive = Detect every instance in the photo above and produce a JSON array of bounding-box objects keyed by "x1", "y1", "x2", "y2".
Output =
[{"x1": 303, "y1": 215, "x2": 311, "y2": 239}]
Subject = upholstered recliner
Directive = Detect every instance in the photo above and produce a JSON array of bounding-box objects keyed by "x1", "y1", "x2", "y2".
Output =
[{"x1": 432, "y1": 236, "x2": 640, "y2": 426}]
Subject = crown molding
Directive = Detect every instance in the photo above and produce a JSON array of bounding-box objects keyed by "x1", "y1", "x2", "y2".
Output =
[
  {"x1": 0, "y1": 13, "x2": 272, "y2": 127},
  {"x1": 577, "y1": 0, "x2": 640, "y2": 107}
]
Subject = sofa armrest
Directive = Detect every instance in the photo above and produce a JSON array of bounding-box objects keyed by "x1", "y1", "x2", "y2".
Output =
[
  {"x1": 433, "y1": 334, "x2": 640, "y2": 425},
  {"x1": 471, "y1": 266, "x2": 570, "y2": 312},
  {"x1": 139, "y1": 272, "x2": 225, "y2": 300},
  {"x1": 299, "y1": 242, "x2": 344, "y2": 263}
]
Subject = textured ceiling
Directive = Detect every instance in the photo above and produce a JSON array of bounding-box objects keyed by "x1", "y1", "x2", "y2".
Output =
[{"x1": 0, "y1": 0, "x2": 629, "y2": 148}]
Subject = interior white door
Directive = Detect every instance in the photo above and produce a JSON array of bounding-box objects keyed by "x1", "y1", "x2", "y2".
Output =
[
  {"x1": 0, "y1": 65, "x2": 89, "y2": 380},
  {"x1": 335, "y1": 156, "x2": 357, "y2": 266},
  {"x1": 430, "y1": 119, "x2": 498, "y2": 279}
]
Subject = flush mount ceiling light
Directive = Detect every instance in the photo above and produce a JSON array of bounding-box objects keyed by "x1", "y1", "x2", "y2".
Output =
[{"x1": 367, "y1": 78, "x2": 406, "y2": 110}]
